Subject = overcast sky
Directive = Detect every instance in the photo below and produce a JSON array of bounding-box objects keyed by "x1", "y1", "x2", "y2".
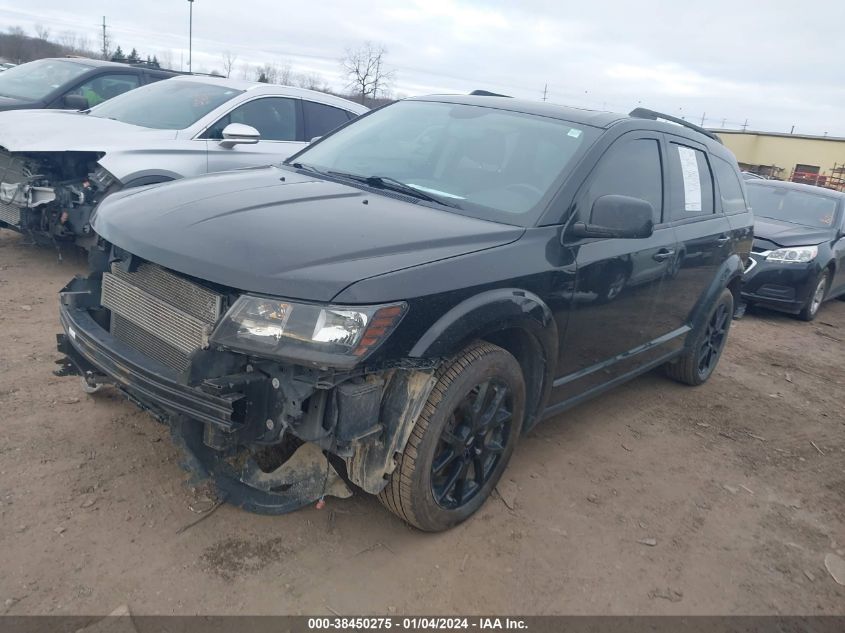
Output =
[{"x1": 2, "y1": 0, "x2": 844, "y2": 135}]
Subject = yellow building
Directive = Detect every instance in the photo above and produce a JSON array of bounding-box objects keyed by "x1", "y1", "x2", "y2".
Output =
[{"x1": 714, "y1": 130, "x2": 845, "y2": 190}]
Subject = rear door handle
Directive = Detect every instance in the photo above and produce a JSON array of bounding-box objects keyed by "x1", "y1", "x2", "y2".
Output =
[{"x1": 653, "y1": 249, "x2": 675, "y2": 262}]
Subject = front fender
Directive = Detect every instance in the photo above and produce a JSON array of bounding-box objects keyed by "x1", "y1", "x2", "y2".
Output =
[
  {"x1": 409, "y1": 288, "x2": 558, "y2": 361},
  {"x1": 98, "y1": 147, "x2": 207, "y2": 185}
]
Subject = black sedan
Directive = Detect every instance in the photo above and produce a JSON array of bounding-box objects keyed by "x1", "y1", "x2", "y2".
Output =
[
  {"x1": 742, "y1": 180, "x2": 845, "y2": 320},
  {"x1": 0, "y1": 57, "x2": 177, "y2": 112}
]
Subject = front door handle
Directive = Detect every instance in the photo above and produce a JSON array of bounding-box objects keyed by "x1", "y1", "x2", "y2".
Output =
[
  {"x1": 653, "y1": 249, "x2": 675, "y2": 262},
  {"x1": 715, "y1": 235, "x2": 731, "y2": 245}
]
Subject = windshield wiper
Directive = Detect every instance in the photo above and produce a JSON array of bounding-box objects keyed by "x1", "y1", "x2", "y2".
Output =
[
  {"x1": 327, "y1": 171, "x2": 458, "y2": 208},
  {"x1": 290, "y1": 162, "x2": 326, "y2": 176}
]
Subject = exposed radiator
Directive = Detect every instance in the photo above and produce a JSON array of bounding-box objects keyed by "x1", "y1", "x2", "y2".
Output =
[
  {"x1": 0, "y1": 201, "x2": 19, "y2": 226},
  {"x1": 0, "y1": 150, "x2": 27, "y2": 227},
  {"x1": 101, "y1": 263, "x2": 224, "y2": 371}
]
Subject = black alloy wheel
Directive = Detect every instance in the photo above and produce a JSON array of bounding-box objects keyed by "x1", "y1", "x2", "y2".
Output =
[
  {"x1": 664, "y1": 288, "x2": 734, "y2": 386},
  {"x1": 697, "y1": 300, "x2": 730, "y2": 379},
  {"x1": 430, "y1": 379, "x2": 513, "y2": 509},
  {"x1": 378, "y1": 341, "x2": 525, "y2": 531}
]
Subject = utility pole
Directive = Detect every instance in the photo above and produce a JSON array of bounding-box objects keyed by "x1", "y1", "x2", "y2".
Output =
[
  {"x1": 101, "y1": 16, "x2": 108, "y2": 60},
  {"x1": 700, "y1": 112, "x2": 706, "y2": 127},
  {"x1": 187, "y1": 0, "x2": 195, "y2": 73},
  {"x1": 790, "y1": 125, "x2": 795, "y2": 134},
  {"x1": 720, "y1": 118, "x2": 726, "y2": 128},
  {"x1": 542, "y1": 84, "x2": 548, "y2": 102},
  {"x1": 741, "y1": 119, "x2": 748, "y2": 132}
]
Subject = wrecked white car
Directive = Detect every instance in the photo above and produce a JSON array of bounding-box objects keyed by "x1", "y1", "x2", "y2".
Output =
[{"x1": 0, "y1": 76, "x2": 367, "y2": 247}]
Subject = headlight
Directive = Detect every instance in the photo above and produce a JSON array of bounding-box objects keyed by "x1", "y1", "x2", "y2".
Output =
[
  {"x1": 209, "y1": 295, "x2": 407, "y2": 367},
  {"x1": 765, "y1": 245, "x2": 818, "y2": 263}
]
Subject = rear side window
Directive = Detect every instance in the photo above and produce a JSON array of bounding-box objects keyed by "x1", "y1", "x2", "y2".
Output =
[
  {"x1": 303, "y1": 101, "x2": 352, "y2": 140},
  {"x1": 712, "y1": 157, "x2": 748, "y2": 215},
  {"x1": 667, "y1": 143, "x2": 714, "y2": 220},
  {"x1": 584, "y1": 138, "x2": 663, "y2": 223}
]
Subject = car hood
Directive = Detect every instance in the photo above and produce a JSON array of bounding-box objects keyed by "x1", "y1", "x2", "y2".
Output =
[
  {"x1": 93, "y1": 166, "x2": 525, "y2": 302},
  {"x1": 753, "y1": 217, "x2": 835, "y2": 249},
  {"x1": 0, "y1": 95, "x2": 37, "y2": 111},
  {"x1": 0, "y1": 109, "x2": 176, "y2": 152}
]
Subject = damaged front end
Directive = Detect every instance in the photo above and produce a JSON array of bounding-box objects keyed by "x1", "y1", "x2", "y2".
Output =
[
  {"x1": 56, "y1": 252, "x2": 439, "y2": 514},
  {"x1": 0, "y1": 148, "x2": 113, "y2": 246}
]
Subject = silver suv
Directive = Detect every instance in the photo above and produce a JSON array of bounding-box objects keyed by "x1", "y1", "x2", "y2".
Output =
[{"x1": 0, "y1": 76, "x2": 367, "y2": 246}]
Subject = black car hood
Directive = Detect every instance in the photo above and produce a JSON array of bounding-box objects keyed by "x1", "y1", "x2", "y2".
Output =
[
  {"x1": 753, "y1": 217, "x2": 835, "y2": 249},
  {"x1": 0, "y1": 95, "x2": 37, "y2": 111},
  {"x1": 93, "y1": 166, "x2": 524, "y2": 303}
]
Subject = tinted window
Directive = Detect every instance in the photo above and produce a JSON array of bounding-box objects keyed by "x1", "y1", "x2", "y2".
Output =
[
  {"x1": 68, "y1": 73, "x2": 140, "y2": 107},
  {"x1": 667, "y1": 143, "x2": 714, "y2": 220},
  {"x1": 712, "y1": 157, "x2": 748, "y2": 215},
  {"x1": 89, "y1": 80, "x2": 242, "y2": 129},
  {"x1": 303, "y1": 101, "x2": 351, "y2": 140},
  {"x1": 292, "y1": 100, "x2": 598, "y2": 226},
  {"x1": 205, "y1": 97, "x2": 299, "y2": 141},
  {"x1": 0, "y1": 59, "x2": 90, "y2": 101},
  {"x1": 584, "y1": 138, "x2": 663, "y2": 223},
  {"x1": 746, "y1": 184, "x2": 839, "y2": 229}
]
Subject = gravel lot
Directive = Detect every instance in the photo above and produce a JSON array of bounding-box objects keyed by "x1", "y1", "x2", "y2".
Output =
[{"x1": 0, "y1": 230, "x2": 843, "y2": 615}]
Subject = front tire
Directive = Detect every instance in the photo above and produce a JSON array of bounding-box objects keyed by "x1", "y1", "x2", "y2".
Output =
[
  {"x1": 665, "y1": 288, "x2": 733, "y2": 386},
  {"x1": 798, "y1": 270, "x2": 828, "y2": 321},
  {"x1": 378, "y1": 341, "x2": 525, "y2": 531}
]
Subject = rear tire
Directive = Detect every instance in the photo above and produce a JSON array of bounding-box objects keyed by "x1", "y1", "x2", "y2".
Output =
[
  {"x1": 798, "y1": 270, "x2": 828, "y2": 321},
  {"x1": 665, "y1": 288, "x2": 733, "y2": 386},
  {"x1": 378, "y1": 341, "x2": 525, "y2": 531}
]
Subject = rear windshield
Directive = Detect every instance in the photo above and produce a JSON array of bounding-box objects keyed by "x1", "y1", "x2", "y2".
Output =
[
  {"x1": 89, "y1": 80, "x2": 242, "y2": 130},
  {"x1": 289, "y1": 100, "x2": 599, "y2": 226},
  {"x1": 746, "y1": 184, "x2": 840, "y2": 229},
  {"x1": 0, "y1": 59, "x2": 90, "y2": 101}
]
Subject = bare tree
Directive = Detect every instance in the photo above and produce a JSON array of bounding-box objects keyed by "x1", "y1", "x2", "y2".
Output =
[
  {"x1": 58, "y1": 30, "x2": 78, "y2": 51},
  {"x1": 158, "y1": 49, "x2": 174, "y2": 71},
  {"x1": 221, "y1": 50, "x2": 238, "y2": 78},
  {"x1": 34, "y1": 24, "x2": 50, "y2": 41},
  {"x1": 341, "y1": 42, "x2": 394, "y2": 104},
  {"x1": 254, "y1": 61, "x2": 293, "y2": 85},
  {"x1": 295, "y1": 71, "x2": 330, "y2": 92},
  {"x1": 277, "y1": 62, "x2": 293, "y2": 86}
]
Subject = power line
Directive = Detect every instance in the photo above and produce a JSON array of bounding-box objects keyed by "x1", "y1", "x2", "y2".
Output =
[{"x1": 100, "y1": 16, "x2": 108, "y2": 60}]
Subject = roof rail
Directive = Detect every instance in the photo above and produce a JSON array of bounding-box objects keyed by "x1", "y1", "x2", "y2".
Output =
[
  {"x1": 469, "y1": 90, "x2": 512, "y2": 98},
  {"x1": 629, "y1": 107, "x2": 722, "y2": 144}
]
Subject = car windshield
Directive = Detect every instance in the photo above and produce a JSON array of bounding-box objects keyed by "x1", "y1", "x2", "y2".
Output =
[
  {"x1": 746, "y1": 185, "x2": 840, "y2": 229},
  {"x1": 0, "y1": 59, "x2": 90, "y2": 101},
  {"x1": 88, "y1": 80, "x2": 242, "y2": 130},
  {"x1": 289, "y1": 100, "x2": 597, "y2": 225}
]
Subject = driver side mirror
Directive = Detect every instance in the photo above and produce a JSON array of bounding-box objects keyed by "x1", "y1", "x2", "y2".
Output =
[
  {"x1": 218, "y1": 123, "x2": 261, "y2": 148},
  {"x1": 569, "y1": 195, "x2": 654, "y2": 240},
  {"x1": 62, "y1": 94, "x2": 90, "y2": 110}
]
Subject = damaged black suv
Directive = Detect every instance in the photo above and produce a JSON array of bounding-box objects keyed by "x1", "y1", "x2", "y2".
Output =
[{"x1": 56, "y1": 96, "x2": 752, "y2": 531}]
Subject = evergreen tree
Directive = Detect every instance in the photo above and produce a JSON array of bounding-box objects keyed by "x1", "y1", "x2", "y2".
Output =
[
  {"x1": 111, "y1": 45, "x2": 125, "y2": 62},
  {"x1": 127, "y1": 47, "x2": 139, "y2": 62},
  {"x1": 257, "y1": 72, "x2": 269, "y2": 83}
]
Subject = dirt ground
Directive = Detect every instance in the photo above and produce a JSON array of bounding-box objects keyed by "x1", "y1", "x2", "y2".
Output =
[{"x1": 0, "y1": 230, "x2": 843, "y2": 616}]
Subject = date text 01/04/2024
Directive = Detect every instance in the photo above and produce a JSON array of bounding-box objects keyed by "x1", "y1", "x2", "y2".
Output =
[{"x1": 306, "y1": 617, "x2": 528, "y2": 630}]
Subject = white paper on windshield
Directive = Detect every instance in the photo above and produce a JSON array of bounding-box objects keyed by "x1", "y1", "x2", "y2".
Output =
[{"x1": 677, "y1": 146, "x2": 702, "y2": 212}]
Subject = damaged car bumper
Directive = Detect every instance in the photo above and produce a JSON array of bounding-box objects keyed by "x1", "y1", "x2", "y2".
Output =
[
  {"x1": 0, "y1": 149, "x2": 107, "y2": 242},
  {"x1": 56, "y1": 274, "x2": 437, "y2": 514}
]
